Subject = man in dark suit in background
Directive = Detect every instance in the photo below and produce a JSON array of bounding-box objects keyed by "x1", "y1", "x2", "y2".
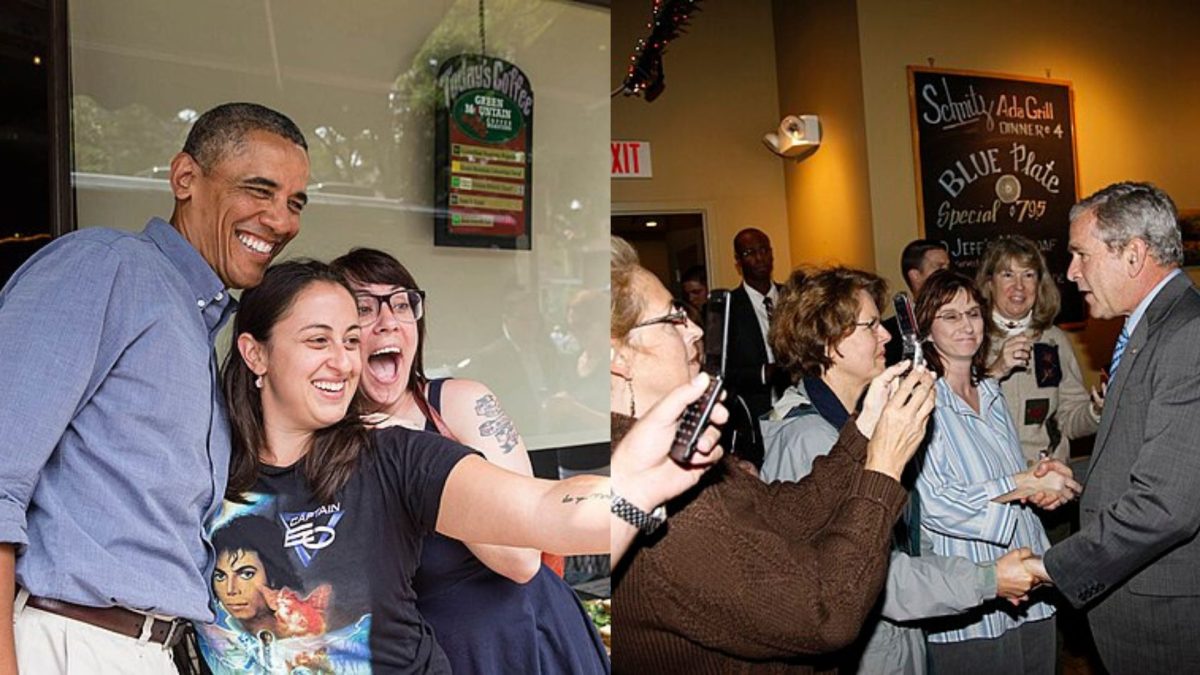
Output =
[
  {"x1": 884, "y1": 239, "x2": 950, "y2": 364},
  {"x1": 726, "y1": 228, "x2": 785, "y2": 423},
  {"x1": 1028, "y1": 182, "x2": 1200, "y2": 673}
]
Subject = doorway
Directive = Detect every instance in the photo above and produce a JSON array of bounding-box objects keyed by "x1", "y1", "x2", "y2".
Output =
[{"x1": 611, "y1": 211, "x2": 708, "y2": 304}]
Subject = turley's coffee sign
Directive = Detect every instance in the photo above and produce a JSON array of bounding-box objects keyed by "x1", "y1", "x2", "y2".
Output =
[{"x1": 435, "y1": 55, "x2": 533, "y2": 250}]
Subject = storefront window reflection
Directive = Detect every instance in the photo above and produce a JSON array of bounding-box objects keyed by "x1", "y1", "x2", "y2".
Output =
[{"x1": 68, "y1": 0, "x2": 610, "y2": 451}]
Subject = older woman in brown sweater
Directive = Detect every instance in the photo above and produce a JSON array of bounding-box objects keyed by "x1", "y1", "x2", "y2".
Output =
[{"x1": 610, "y1": 237, "x2": 937, "y2": 673}]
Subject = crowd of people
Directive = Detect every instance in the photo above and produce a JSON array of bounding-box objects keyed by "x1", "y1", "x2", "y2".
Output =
[
  {"x1": 0, "y1": 103, "x2": 654, "y2": 674},
  {"x1": 612, "y1": 181, "x2": 1200, "y2": 674},
  {"x1": 2, "y1": 98, "x2": 1199, "y2": 675}
]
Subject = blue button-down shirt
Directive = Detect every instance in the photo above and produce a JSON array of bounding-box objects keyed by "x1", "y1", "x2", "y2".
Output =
[
  {"x1": 916, "y1": 378, "x2": 1054, "y2": 643},
  {"x1": 0, "y1": 218, "x2": 234, "y2": 620}
]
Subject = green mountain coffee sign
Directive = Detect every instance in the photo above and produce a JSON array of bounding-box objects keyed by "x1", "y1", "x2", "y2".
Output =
[{"x1": 435, "y1": 54, "x2": 533, "y2": 249}]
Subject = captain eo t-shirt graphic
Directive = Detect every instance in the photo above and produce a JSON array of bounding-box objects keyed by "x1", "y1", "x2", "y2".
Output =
[
  {"x1": 283, "y1": 503, "x2": 344, "y2": 567},
  {"x1": 196, "y1": 494, "x2": 371, "y2": 674}
]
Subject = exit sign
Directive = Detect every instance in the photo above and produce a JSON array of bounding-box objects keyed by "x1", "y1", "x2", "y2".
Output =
[{"x1": 611, "y1": 140, "x2": 652, "y2": 178}]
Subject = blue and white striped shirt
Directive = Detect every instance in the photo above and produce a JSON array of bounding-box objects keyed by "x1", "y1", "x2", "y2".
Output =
[{"x1": 916, "y1": 378, "x2": 1054, "y2": 643}]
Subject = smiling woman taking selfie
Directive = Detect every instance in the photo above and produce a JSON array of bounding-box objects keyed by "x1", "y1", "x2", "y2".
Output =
[{"x1": 194, "y1": 260, "x2": 610, "y2": 673}]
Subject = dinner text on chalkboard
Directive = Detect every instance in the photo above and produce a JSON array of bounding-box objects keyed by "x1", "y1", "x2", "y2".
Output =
[{"x1": 908, "y1": 66, "x2": 1082, "y2": 323}]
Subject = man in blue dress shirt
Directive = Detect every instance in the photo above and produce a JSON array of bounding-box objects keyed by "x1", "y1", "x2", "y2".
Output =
[{"x1": 0, "y1": 102, "x2": 309, "y2": 674}]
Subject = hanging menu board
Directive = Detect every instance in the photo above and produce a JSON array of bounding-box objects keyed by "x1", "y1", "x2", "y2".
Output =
[
  {"x1": 435, "y1": 54, "x2": 533, "y2": 250},
  {"x1": 908, "y1": 66, "x2": 1082, "y2": 323}
]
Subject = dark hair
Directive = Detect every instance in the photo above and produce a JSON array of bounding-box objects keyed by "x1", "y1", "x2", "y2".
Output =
[
  {"x1": 329, "y1": 248, "x2": 427, "y2": 414},
  {"x1": 975, "y1": 235, "x2": 1060, "y2": 333},
  {"x1": 183, "y1": 103, "x2": 308, "y2": 172},
  {"x1": 212, "y1": 515, "x2": 302, "y2": 592},
  {"x1": 901, "y1": 239, "x2": 949, "y2": 288},
  {"x1": 222, "y1": 259, "x2": 371, "y2": 504},
  {"x1": 770, "y1": 267, "x2": 888, "y2": 381},
  {"x1": 915, "y1": 270, "x2": 990, "y2": 384},
  {"x1": 681, "y1": 265, "x2": 707, "y2": 285},
  {"x1": 733, "y1": 228, "x2": 771, "y2": 252}
]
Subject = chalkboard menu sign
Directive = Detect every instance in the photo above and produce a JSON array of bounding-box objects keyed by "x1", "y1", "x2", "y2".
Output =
[{"x1": 908, "y1": 67, "x2": 1082, "y2": 323}]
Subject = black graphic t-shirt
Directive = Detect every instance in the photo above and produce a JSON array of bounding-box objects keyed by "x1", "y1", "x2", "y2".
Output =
[{"x1": 195, "y1": 427, "x2": 474, "y2": 674}]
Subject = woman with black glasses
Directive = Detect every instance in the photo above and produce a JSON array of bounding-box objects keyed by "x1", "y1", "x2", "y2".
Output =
[
  {"x1": 611, "y1": 237, "x2": 941, "y2": 672},
  {"x1": 329, "y1": 248, "x2": 608, "y2": 675}
]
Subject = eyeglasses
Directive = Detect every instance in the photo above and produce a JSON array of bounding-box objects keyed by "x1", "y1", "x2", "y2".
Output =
[
  {"x1": 736, "y1": 246, "x2": 772, "y2": 260},
  {"x1": 631, "y1": 302, "x2": 689, "y2": 330},
  {"x1": 355, "y1": 289, "x2": 425, "y2": 325},
  {"x1": 854, "y1": 317, "x2": 882, "y2": 331},
  {"x1": 934, "y1": 308, "x2": 983, "y2": 324}
]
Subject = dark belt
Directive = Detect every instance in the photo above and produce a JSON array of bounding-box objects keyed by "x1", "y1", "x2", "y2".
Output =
[{"x1": 24, "y1": 594, "x2": 187, "y2": 648}]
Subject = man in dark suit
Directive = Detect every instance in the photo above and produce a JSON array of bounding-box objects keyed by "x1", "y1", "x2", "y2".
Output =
[
  {"x1": 726, "y1": 228, "x2": 785, "y2": 422},
  {"x1": 883, "y1": 239, "x2": 949, "y2": 365},
  {"x1": 1029, "y1": 182, "x2": 1200, "y2": 673}
]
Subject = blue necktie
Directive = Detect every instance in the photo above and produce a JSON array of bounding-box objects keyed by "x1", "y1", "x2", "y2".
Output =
[{"x1": 1110, "y1": 324, "x2": 1131, "y2": 375}]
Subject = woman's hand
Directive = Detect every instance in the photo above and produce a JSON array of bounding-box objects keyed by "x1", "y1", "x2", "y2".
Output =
[
  {"x1": 987, "y1": 334, "x2": 1033, "y2": 379},
  {"x1": 994, "y1": 547, "x2": 1037, "y2": 605},
  {"x1": 611, "y1": 373, "x2": 728, "y2": 514},
  {"x1": 856, "y1": 360, "x2": 912, "y2": 439},
  {"x1": 1001, "y1": 459, "x2": 1082, "y2": 509},
  {"x1": 863, "y1": 367, "x2": 936, "y2": 480},
  {"x1": 1026, "y1": 459, "x2": 1082, "y2": 509}
]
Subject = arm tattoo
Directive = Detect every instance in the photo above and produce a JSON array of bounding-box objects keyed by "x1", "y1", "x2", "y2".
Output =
[
  {"x1": 561, "y1": 492, "x2": 608, "y2": 505},
  {"x1": 475, "y1": 393, "x2": 522, "y2": 454}
]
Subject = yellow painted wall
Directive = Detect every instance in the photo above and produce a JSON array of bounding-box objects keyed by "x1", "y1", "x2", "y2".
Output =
[
  {"x1": 771, "y1": 0, "x2": 876, "y2": 271},
  {"x1": 854, "y1": 0, "x2": 1200, "y2": 383},
  {"x1": 611, "y1": 0, "x2": 791, "y2": 288}
]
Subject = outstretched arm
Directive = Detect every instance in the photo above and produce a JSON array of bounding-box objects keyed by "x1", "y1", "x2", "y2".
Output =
[
  {"x1": 436, "y1": 457, "x2": 609, "y2": 555},
  {"x1": 438, "y1": 379, "x2": 541, "y2": 583},
  {"x1": 610, "y1": 375, "x2": 726, "y2": 563},
  {"x1": 629, "y1": 368, "x2": 935, "y2": 659}
]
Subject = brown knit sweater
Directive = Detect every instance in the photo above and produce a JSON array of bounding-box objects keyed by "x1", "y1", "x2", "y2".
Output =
[{"x1": 611, "y1": 413, "x2": 907, "y2": 674}]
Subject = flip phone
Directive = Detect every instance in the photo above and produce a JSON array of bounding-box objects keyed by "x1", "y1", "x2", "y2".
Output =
[
  {"x1": 892, "y1": 292, "x2": 925, "y2": 370},
  {"x1": 670, "y1": 290, "x2": 730, "y2": 463}
]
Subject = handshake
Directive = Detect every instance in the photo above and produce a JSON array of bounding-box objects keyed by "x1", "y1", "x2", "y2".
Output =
[
  {"x1": 990, "y1": 459, "x2": 1076, "y2": 605},
  {"x1": 994, "y1": 548, "x2": 1054, "y2": 605},
  {"x1": 996, "y1": 457, "x2": 1082, "y2": 511}
]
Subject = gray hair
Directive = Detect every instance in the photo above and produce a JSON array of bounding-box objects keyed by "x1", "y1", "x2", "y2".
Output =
[{"x1": 1070, "y1": 182, "x2": 1182, "y2": 267}]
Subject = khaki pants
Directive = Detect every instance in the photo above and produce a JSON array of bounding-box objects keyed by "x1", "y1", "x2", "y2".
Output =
[{"x1": 13, "y1": 591, "x2": 177, "y2": 675}]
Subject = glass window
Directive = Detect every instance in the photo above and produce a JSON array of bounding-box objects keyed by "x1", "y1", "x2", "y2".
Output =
[{"x1": 68, "y1": 0, "x2": 610, "y2": 451}]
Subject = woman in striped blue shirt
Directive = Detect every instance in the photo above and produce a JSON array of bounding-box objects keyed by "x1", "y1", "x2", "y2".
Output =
[{"x1": 913, "y1": 271, "x2": 1081, "y2": 675}]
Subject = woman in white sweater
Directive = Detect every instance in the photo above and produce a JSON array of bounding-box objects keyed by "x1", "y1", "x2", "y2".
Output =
[{"x1": 976, "y1": 235, "x2": 1102, "y2": 466}]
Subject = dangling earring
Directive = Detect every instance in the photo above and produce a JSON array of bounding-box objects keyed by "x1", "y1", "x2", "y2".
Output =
[
  {"x1": 255, "y1": 374, "x2": 264, "y2": 389},
  {"x1": 626, "y1": 377, "x2": 637, "y2": 418}
]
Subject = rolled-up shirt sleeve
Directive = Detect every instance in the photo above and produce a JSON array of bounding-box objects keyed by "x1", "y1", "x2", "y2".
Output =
[{"x1": 0, "y1": 241, "x2": 121, "y2": 550}]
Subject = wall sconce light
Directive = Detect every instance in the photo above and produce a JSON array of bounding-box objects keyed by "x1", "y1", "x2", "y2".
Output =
[{"x1": 763, "y1": 114, "x2": 821, "y2": 159}]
